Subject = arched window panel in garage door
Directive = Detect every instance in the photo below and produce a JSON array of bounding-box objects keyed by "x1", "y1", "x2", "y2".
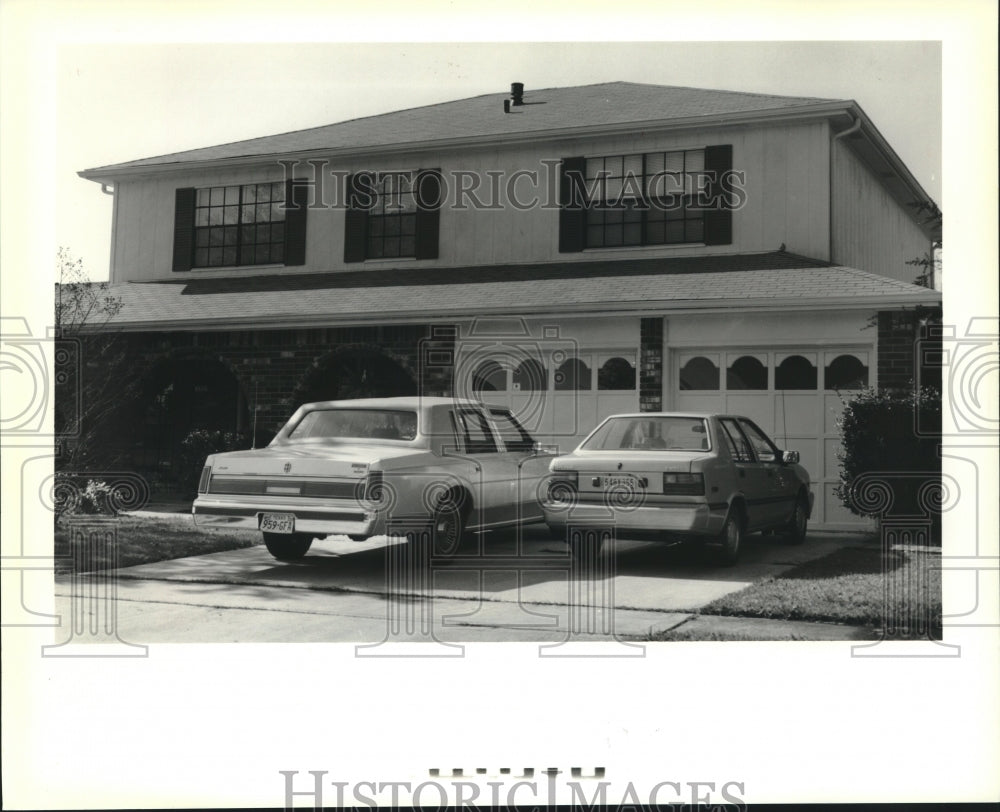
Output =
[
  {"x1": 512, "y1": 357, "x2": 547, "y2": 391},
  {"x1": 471, "y1": 359, "x2": 508, "y2": 392},
  {"x1": 823, "y1": 352, "x2": 869, "y2": 390},
  {"x1": 678, "y1": 353, "x2": 720, "y2": 390},
  {"x1": 775, "y1": 353, "x2": 818, "y2": 390},
  {"x1": 553, "y1": 355, "x2": 593, "y2": 391},
  {"x1": 726, "y1": 353, "x2": 768, "y2": 390},
  {"x1": 597, "y1": 353, "x2": 637, "y2": 390}
]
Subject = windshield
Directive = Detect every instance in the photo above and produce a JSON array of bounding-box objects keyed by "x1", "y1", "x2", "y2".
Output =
[
  {"x1": 288, "y1": 409, "x2": 418, "y2": 442},
  {"x1": 581, "y1": 416, "x2": 710, "y2": 451}
]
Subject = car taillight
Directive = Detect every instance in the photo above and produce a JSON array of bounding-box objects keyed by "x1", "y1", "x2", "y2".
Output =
[
  {"x1": 197, "y1": 465, "x2": 212, "y2": 494},
  {"x1": 547, "y1": 471, "x2": 578, "y2": 501},
  {"x1": 662, "y1": 472, "x2": 704, "y2": 495}
]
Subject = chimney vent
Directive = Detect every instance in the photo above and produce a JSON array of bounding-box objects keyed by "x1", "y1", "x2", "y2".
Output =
[
  {"x1": 511, "y1": 82, "x2": 524, "y2": 106},
  {"x1": 503, "y1": 99, "x2": 510, "y2": 114}
]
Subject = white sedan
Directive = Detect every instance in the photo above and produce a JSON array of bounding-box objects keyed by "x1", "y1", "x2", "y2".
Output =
[{"x1": 192, "y1": 396, "x2": 553, "y2": 561}]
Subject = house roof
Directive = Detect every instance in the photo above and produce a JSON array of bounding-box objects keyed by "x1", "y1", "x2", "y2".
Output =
[
  {"x1": 90, "y1": 252, "x2": 942, "y2": 331},
  {"x1": 80, "y1": 81, "x2": 845, "y2": 175}
]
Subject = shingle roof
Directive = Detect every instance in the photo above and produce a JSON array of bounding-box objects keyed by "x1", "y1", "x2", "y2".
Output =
[
  {"x1": 93, "y1": 252, "x2": 941, "y2": 331},
  {"x1": 81, "y1": 82, "x2": 845, "y2": 174}
]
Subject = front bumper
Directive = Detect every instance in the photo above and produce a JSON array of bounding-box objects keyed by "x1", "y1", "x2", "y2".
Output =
[
  {"x1": 192, "y1": 496, "x2": 382, "y2": 538},
  {"x1": 542, "y1": 499, "x2": 728, "y2": 537}
]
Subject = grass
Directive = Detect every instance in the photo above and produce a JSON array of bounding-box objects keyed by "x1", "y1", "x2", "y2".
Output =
[
  {"x1": 54, "y1": 514, "x2": 260, "y2": 574},
  {"x1": 691, "y1": 545, "x2": 941, "y2": 635}
]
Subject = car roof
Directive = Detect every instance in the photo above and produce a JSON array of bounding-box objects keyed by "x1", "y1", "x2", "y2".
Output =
[
  {"x1": 301, "y1": 396, "x2": 485, "y2": 410},
  {"x1": 596, "y1": 412, "x2": 720, "y2": 419}
]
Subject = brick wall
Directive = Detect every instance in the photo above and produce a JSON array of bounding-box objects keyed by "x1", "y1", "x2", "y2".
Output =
[
  {"x1": 128, "y1": 323, "x2": 454, "y2": 435},
  {"x1": 639, "y1": 317, "x2": 664, "y2": 412},
  {"x1": 877, "y1": 310, "x2": 942, "y2": 393}
]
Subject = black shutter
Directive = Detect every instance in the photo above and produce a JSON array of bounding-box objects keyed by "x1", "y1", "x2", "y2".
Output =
[
  {"x1": 703, "y1": 144, "x2": 733, "y2": 246},
  {"x1": 172, "y1": 188, "x2": 196, "y2": 271},
  {"x1": 558, "y1": 157, "x2": 587, "y2": 253},
  {"x1": 283, "y1": 179, "x2": 308, "y2": 266},
  {"x1": 343, "y1": 172, "x2": 370, "y2": 263},
  {"x1": 414, "y1": 168, "x2": 442, "y2": 260}
]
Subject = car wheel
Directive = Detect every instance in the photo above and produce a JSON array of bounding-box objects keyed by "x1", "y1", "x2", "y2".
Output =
[
  {"x1": 431, "y1": 501, "x2": 465, "y2": 557},
  {"x1": 263, "y1": 532, "x2": 313, "y2": 561},
  {"x1": 713, "y1": 510, "x2": 743, "y2": 566},
  {"x1": 347, "y1": 534, "x2": 367, "y2": 541},
  {"x1": 784, "y1": 496, "x2": 808, "y2": 545}
]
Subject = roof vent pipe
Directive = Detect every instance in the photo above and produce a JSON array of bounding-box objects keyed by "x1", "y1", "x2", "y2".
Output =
[
  {"x1": 511, "y1": 82, "x2": 524, "y2": 106},
  {"x1": 503, "y1": 99, "x2": 510, "y2": 114}
]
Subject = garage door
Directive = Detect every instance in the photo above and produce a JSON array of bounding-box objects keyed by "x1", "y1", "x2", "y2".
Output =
[
  {"x1": 673, "y1": 347, "x2": 873, "y2": 529},
  {"x1": 457, "y1": 347, "x2": 640, "y2": 453}
]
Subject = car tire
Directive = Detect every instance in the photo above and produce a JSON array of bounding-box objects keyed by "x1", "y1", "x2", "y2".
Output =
[
  {"x1": 263, "y1": 532, "x2": 313, "y2": 561},
  {"x1": 713, "y1": 510, "x2": 743, "y2": 566},
  {"x1": 347, "y1": 534, "x2": 367, "y2": 541},
  {"x1": 431, "y1": 499, "x2": 466, "y2": 557},
  {"x1": 784, "y1": 496, "x2": 809, "y2": 545}
]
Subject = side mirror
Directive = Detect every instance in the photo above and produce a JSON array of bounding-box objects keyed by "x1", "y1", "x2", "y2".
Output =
[{"x1": 781, "y1": 450, "x2": 800, "y2": 464}]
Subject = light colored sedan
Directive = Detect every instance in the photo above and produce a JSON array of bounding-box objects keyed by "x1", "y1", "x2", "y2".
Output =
[
  {"x1": 543, "y1": 412, "x2": 813, "y2": 565},
  {"x1": 193, "y1": 397, "x2": 553, "y2": 561}
]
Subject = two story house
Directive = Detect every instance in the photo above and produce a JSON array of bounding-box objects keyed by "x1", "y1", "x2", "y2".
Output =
[{"x1": 78, "y1": 81, "x2": 941, "y2": 529}]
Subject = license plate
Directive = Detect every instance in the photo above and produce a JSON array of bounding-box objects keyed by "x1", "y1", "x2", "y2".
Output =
[
  {"x1": 259, "y1": 513, "x2": 295, "y2": 534},
  {"x1": 602, "y1": 476, "x2": 641, "y2": 489}
]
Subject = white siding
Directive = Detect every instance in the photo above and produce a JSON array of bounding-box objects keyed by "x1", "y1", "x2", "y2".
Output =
[
  {"x1": 830, "y1": 137, "x2": 933, "y2": 283},
  {"x1": 111, "y1": 120, "x2": 833, "y2": 282}
]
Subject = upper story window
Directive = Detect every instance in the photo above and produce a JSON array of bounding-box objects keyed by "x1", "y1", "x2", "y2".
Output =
[
  {"x1": 344, "y1": 169, "x2": 443, "y2": 263},
  {"x1": 558, "y1": 145, "x2": 734, "y2": 253},
  {"x1": 366, "y1": 173, "x2": 417, "y2": 259},
  {"x1": 583, "y1": 150, "x2": 706, "y2": 248},
  {"x1": 172, "y1": 179, "x2": 308, "y2": 272},
  {"x1": 193, "y1": 182, "x2": 286, "y2": 267}
]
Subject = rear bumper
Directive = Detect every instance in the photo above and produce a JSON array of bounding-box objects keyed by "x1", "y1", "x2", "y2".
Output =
[
  {"x1": 192, "y1": 496, "x2": 381, "y2": 538},
  {"x1": 543, "y1": 499, "x2": 728, "y2": 537}
]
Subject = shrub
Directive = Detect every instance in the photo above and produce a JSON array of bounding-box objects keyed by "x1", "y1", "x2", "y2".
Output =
[
  {"x1": 54, "y1": 477, "x2": 120, "y2": 521},
  {"x1": 179, "y1": 429, "x2": 249, "y2": 495},
  {"x1": 835, "y1": 386, "x2": 942, "y2": 539}
]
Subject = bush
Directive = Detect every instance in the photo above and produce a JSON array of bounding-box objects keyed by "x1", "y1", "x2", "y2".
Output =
[
  {"x1": 54, "y1": 477, "x2": 120, "y2": 521},
  {"x1": 178, "y1": 429, "x2": 248, "y2": 495},
  {"x1": 835, "y1": 387, "x2": 942, "y2": 538}
]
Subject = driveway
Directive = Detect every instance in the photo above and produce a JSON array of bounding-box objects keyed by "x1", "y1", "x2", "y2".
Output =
[{"x1": 51, "y1": 524, "x2": 868, "y2": 645}]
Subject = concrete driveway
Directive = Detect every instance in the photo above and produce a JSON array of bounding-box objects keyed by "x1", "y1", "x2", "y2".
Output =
[{"x1": 52, "y1": 524, "x2": 868, "y2": 645}]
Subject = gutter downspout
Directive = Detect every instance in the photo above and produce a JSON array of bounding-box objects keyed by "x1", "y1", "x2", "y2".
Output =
[
  {"x1": 101, "y1": 182, "x2": 117, "y2": 282},
  {"x1": 829, "y1": 115, "x2": 862, "y2": 264}
]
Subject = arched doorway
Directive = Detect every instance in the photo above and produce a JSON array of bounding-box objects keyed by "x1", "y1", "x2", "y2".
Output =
[
  {"x1": 292, "y1": 346, "x2": 416, "y2": 408},
  {"x1": 131, "y1": 357, "x2": 249, "y2": 484}
]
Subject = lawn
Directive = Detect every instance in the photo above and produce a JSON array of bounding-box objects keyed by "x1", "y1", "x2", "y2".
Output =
[
  {"x1": 663, "y1": 544, "x2": 942, "y2": 639},
  {"x1": 54, "y1": 514, "x2": 260, "y2": 574}
]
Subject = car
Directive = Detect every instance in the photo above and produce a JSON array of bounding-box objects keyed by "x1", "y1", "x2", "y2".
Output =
[
  {"x1": 542, "y1": 412, "x2": 813, "y2": 565},
  {"x1": 192, "y1": 396, "x2": 553, "y2": 561}
]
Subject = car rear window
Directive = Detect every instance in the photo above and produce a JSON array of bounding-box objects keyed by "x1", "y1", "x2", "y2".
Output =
[
  {"x1": 288, "y1": 409, "x2": 418, "y2": 441},
  {"x1": 582, "y1": 417, "x2": 710, "y2": 451}
]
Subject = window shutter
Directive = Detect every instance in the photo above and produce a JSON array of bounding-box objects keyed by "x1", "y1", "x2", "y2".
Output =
[
  {"x1": 343, "y1": 173, "x2": 369, "y2": 263},
  {"x1": 172, "y1": 188, "x2": 196, "y2": 271},
  {"x1": 283, "y1": 179, "x2": 308, "y2": 266},
  {"x1": 414, "y1": 168, "x2": 442, "y2": 260},
  {"x1": 558, "y1": 157, "x2": 587, "y2": 253},
  {"x1": 703, "y1": 144, "x2": 733, "y2": 246}
]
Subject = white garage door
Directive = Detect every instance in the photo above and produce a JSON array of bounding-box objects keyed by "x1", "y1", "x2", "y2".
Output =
[
  {"x1": 673, "y1": 347, "x2": 873, "y2": 529},
  {"x1": 457, "y1": 346, "x2": 640, "y2": 454}
]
